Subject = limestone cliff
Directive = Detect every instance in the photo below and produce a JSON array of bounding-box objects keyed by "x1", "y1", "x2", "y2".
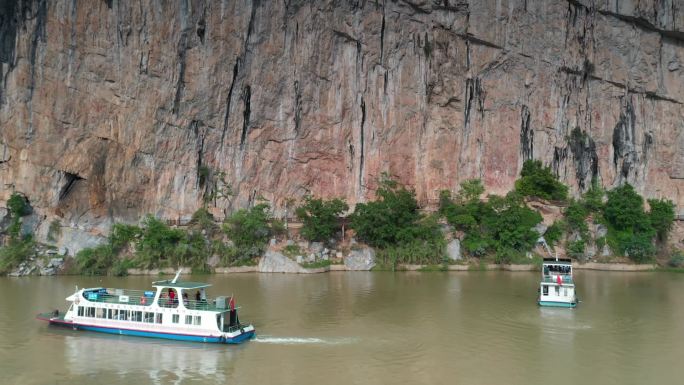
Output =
[{"x1": 0, "y1": 0, "x2": 683, "y2": 251}]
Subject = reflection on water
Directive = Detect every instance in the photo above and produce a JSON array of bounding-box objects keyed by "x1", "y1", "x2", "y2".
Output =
[
  {"x1": 2, "y1": 271, "x2": 684, "y2": 384},
  {"x1": 64, "y1": 333, "x2": 232, "y2": 384}
]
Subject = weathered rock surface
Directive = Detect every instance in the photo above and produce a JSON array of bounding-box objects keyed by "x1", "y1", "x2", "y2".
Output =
[
  {"x1": 344, "y1": 247, "x2": 376, "y2": 271},
  {"x1": 447, "y1": 239, "x2": 462, "y2": 261},
  {"x1": 1, "y1": 0, "x2": 684, "y2": 253},
  {"x1": 258, "y1": 249, "x2": 307, "y2": 273},
  {"x1": 532, "y1": 223, "x2": 548, "y2": 236}
]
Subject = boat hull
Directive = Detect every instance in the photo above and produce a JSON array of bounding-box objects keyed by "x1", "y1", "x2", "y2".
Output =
[
  {"x1": 537, "y1": 300, "x2": 577, "y2": 308},
  {"x1": 37, "y1": 314, "x2": 255, "y2": 344}
]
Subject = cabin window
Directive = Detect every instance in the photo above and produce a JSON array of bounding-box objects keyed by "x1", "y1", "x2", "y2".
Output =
[
  {"x1": 112, "y1": 309, "x2": 119, "y2": 320},
  {"x1": 193, "y1": 316, "x2": 201, "y2": 326},
  {"x1": 542, "y1": 286, "x2": 548, "y2": 296},
  {"x1": 144, "y1": 312, "x2": 154, "y2": 323},
  {"x1": 87, "y1": 307, "x2": 96, "y2": 317},
  {"x1": 119, "y1": 310, "x2": 129, "y2": 321},
  {"x1": 185, "y1": 315, "x2": 193, "y2": 325},
  {"x1": 172, "y1": 314, "x2": 180, "y2": 324},
  {"x1": 132, "y1": 311, "x2": 143, "y2": 322},
  {"x1": 106, "y1": 309, "x2": 112, "y2": 319},
  {"x1": 155, "y1": 313, "x2": 163, "y2": 324},
  {"x1": 96, "y1": 308, "x2": 106, "y2": 318},
  {"x1": 77, "y1": 306, "x2": 84, "y2": 317}
]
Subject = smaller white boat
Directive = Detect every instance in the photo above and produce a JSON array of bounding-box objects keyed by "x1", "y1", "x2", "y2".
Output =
[
  {"x1": 538, "y1": 258, "x2": 578, "y2": 308},
  {"x1": 37, "y1": 271, "x2": 255, "y2": 344}
]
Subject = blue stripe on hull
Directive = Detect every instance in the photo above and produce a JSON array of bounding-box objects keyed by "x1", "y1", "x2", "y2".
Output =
[
  {"x1": 77, "y1": 325, "x2": 223, "y2": 342},
  {"x1": 73, "y1": 324, "x2": 254, "y2": 344},
  {"x1": 538, "y1": 300, "x2": 577, "y2": 308}
]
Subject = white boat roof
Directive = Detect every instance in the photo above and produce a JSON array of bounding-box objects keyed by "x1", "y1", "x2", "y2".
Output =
[{"x1": 151, "y1": 280, "x2": 211, "y2": 290}]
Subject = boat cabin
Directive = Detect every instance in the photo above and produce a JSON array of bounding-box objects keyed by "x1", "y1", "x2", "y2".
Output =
[
  {"x1": 38, "y1": 273, "x2": 255, "y2": 344},
  {"x1": 538, "y1": 258, "x2": 577, "y2": 307},
  {"x1": 69, "y1": 280, "x2": 242, "y2": 334}
]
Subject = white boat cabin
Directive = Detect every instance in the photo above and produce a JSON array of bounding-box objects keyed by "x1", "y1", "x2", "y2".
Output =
[
  {"x1": 64, "y1": 279, "x2": 246, "y2": 337},
  {"x1": 538, "y1": 258, "x2": 577, "y2": 307}
]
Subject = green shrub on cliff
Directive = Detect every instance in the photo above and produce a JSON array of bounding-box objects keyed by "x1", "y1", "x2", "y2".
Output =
[
  {"x1": 0, "y1": 235, "x2": 35, "y2": 274},
  {"x1": 351, "y1": 176, "x2": 445, "y2": 266},
  {"x1": 110, "y1": 223, "x2": 141, "y2": 250},
  {"x1": 171, "y1": 230, "x2": 211, "y2": 272},
  {"x1": 544, "y1": 221, "x2": 564, "y2": 247},
  {"x1": 567, "y1": 239, "x2": 586, "y2": 259},
  {"x1": 481, "y1": 193, "x2": 543, "y2": 253},
  {"x1": 565, "y1": 200, "x2": 589, "y2": 240},
  {"x1": 295, "y1": 196, "x2": 348, "y2": 242},
  {"x1": 441, "y1": 182, "x2": 542, "y2": 260},
  {"x1": 75, "y1": 244, "x2": 115, "y2": 276},
  {"x1": 7, "y1": 193, "x2": 30, "y2": 217},
  {"x1": 224, "y1": 204, "x2": 272, "y2": 247},
  {"x1": 0, "y1": 193, "x2": 35, "y2": 273},
  {"x1": 351, "y1": 177, "x2": 439, "y2": 248},
  {"x1": 134, "y1": 216, "x2": 185, "y2": 269},
  {"x1": 604, "y1": 184, "x2": 657, "y2": 262},
  {"x1": 647, "y1": 198, "x2": 675, "y2": 242},
  {"x1": 515, "y1": 160, "x2": 568, "y2": 201},
  {"x1": 224, "y1": 203, "x2": 284, "y2": 263}
]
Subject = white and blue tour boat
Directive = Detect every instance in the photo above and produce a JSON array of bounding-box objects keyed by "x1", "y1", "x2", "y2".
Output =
[
  {"x1": 37, "y1": 272, "x2": 255, "y2": 344},
  {"x1": 538, "y1": 257, "x2": 578, "y2": 308}
]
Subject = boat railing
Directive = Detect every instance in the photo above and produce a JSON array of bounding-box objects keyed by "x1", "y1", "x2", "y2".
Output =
[
  {"x1": 82, "y1": 288, "x2": 155, "y2": 306},
  {"x1": 223, "y1": 324, "x2": 244, "y2": 333},
  {"x1": 82, "y1": 288, "x2": 235, "y2": 311},
  {"x1": 542, "y1": 275, "x2": 573, "y2": 284}
]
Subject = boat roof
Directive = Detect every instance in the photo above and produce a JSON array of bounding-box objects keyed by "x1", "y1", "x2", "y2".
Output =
[
  {"x1": 543, "y1": 258, "x2": 572, "y2": 265},
  {"x1": 151, "y1": 280, "x2": 211, "y2": 290}
]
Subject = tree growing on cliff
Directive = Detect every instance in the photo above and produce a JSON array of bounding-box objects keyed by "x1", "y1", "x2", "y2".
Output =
[
  {"x1": 479, "y1": 192, "x2": 543, "y2": 262},
  {"x1": 350, "y1": 175, "x2": 445, "y2": 268},
  {"x1": 0, "y1": 193, "x2": 36, "y2": 274},
  {"x1": 295, "y1": 196, "x2": 348, "y2": 242},
  {"x1": 441, "y1": 181, "x2": 542, "y2": 261},
  {"x1": 222, "y1": 203, "x2": 276, "y2": 262},
  {"x1": 604, "y1": 184, "x2": 656, "y2": 262},
  {"x1": 134, "y1": 216, "x2": 185, "y2": 269},
  {"x1": 457, "y1": 179, "x2": 485, "y2": 203},
  {"x1": 647, "y1": 198, "x2": 675, "y2": 243},
  {"x1": 515, "y1": 160, "x2": 568, "y2": 201},
  {"x1": 350, "y1": 177, "x2": 422, "y2": 248}
]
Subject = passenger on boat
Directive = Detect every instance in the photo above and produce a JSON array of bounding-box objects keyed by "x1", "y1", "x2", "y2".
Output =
[
  {"x1": 195, "y1": 290, "x2": 201, "y2": 302},
  {"x1": 169, "y1": 289, "x2": 177, "y2": 305},
  {"x1": 183, "y1": 292, "x2": 189, "y2": 305}
]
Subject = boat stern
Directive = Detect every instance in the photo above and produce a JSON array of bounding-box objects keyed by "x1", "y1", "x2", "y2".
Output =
[{"x1": 222, "y1": 324, "x2": 256, "y2": 344}]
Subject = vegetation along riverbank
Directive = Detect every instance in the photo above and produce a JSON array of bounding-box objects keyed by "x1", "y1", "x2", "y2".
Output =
[{"x1": 0, "y1": 161, "x2": 680, "y2": 276}]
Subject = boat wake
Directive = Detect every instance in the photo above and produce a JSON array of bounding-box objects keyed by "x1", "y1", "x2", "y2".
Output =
[{"x1": 254, "y1": 336, "x2": 357, "y2": 345}]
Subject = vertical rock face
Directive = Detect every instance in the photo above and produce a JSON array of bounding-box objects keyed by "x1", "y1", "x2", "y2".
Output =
[{"x1": 0, "y1": 0, "x2": 683, "y2": 246}]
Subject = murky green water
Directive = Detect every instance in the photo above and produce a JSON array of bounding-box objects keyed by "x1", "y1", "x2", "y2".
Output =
[{"x1": 1, "y1": 271, "x2": 683, "y2": 384}]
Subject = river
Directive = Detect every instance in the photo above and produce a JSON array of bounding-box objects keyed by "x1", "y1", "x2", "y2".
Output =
[{"x1": 1, "y1": 271, "x2": 683, "y2": 384}]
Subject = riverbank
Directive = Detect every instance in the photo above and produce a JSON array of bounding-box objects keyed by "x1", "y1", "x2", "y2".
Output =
[{"x1": 120, "y1": 261, "x2": 657, "y2": 275}]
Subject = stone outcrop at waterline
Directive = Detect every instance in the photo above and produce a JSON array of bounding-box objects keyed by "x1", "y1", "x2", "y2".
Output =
[{"x1": 1, "y1": 1, "x2": 684, "y2": 251}]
